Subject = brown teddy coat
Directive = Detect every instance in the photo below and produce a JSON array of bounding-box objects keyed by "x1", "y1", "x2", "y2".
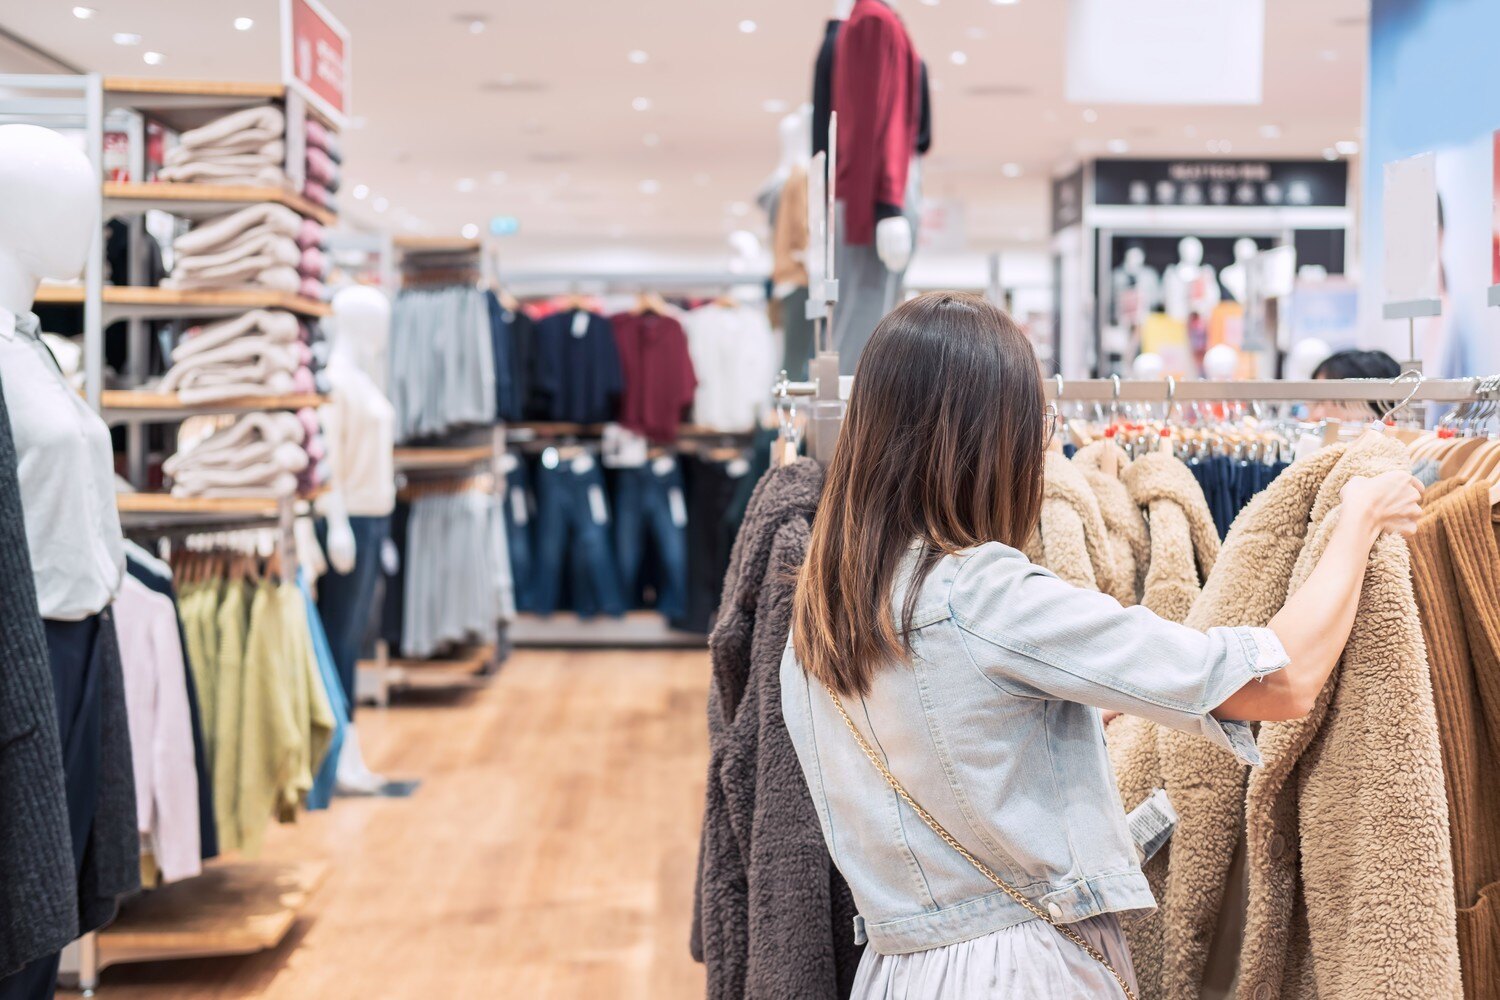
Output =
[
  {"x1": 1123, "y1": 451, "x2": 1221, "y2": 623},
  {"x1": 1111, "y1": 434, "x2": 1460, "y2": 999},
  {"x1": 1073, "y1": 441, "x2": 1149, "y2": 605},
  {"x1": 1026, "y1": 450, "x2": 1130, "y2": 602}
]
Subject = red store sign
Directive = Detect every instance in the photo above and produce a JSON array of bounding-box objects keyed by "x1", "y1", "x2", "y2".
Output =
[{"x1": 281, "y1": 0, "x2": 350, "y2": 126}]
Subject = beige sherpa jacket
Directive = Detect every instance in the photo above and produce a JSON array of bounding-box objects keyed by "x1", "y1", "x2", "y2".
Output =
[
  {"x1": 1123, "y1": 451, "x2": 1221, "y2": 623},
  {"x1": 1072, "y1": 441, "x2": 1149, "y2": 605},
  {"x1": 1111, "y1": 434, "x2": 1460, "y2": 1000},
  {"x1": 1026, "y1": 450, "x2": 1130, "y2": 602}
]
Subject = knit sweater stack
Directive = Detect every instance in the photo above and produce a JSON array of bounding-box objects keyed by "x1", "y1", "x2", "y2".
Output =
[
  {"x1": 164, "y1": 410, "x2": 325, "y2": 499},
  {"x1": 157, "y1": 105, "x2": 286, "y2": 187}
]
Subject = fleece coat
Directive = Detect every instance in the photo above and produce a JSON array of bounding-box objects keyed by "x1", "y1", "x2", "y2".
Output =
[
  {"x1": 1406, "y1": 482, "x2": 1500, "y2": 997},
  {"x1": 1123, "y1": 451, "x2": 1221, "y2": 623},
  {"x1": 1072, "y1": 441, "x2": 1149, "y2": 605},
  {"x1": 1112, "y1": 434, "x2": 1461, "y2": 999},
  {"x1": 691, "y1": 459, "x2": 863, "y2": 1000},
  {"x1": 1026, "y1": 450, "x2": 1129, "y2": 603}
]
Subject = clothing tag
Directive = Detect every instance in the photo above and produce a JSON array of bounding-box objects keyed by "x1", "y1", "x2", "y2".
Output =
[
  {"x1": 668, "y1": 487, "x2": 688, "y2": 528},
  {"x1": 571, "y1": 452, "x2": 595, "y2": 474},
  {"x1": 587, "y1": 484, "x2": 608, "y2": 525},
  {"x1": 499, "y1": 452, "x2": 519, "y2": 474},
  {"x1": 571, "y1": 310, "x2": 590, "y2": 337},
  {"x1": 1127, "y1": 788, "x2": 1179, "y2": 864},
  {"x1": 502, "y1": 309, "x2": 516, "y2": 324},
  {"x1": 510, "y1": 486, "x2": 529, "y2": 525},
  {"x1": 541, "y1": 446, "x2": 560, "y2": 470},
  {"x1": 381, "y1": 537, "x2": 401, "y2": 576},
  {"x1": 726, "y1": 458, "x2": 751, "y2": 478},
  {"x1": 652, "y1": 455, "x2": 676, "y2": 477}
]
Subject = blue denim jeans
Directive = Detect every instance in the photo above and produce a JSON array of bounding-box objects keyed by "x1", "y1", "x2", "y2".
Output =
[
  {"x1": 316, "y1": 515, "x2": 390, "y2": 717},
  {"x1": 533, "y1": 458, "x2": 625, "y2": 617},
  {"x1": 502, "y1": 458, "x2": 537, "y2": 613},
  {"x1": 613, "y1": 459, "x2": 689, "y2": 619}
]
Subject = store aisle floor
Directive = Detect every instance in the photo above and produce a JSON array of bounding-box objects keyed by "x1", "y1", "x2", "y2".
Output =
[{"x1": 84, "y1": 649, "x2": 711, "y2": 999}]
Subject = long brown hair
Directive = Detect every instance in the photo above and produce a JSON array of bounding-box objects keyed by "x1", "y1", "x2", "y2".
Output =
[{"x1": 792, "y1": 291, "x2": 1045, "y2": 697}]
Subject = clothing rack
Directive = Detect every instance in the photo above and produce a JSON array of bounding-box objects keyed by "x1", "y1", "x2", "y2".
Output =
[{"x1": 1044, "y1": 375, "x2": 1480, "y2": 404}]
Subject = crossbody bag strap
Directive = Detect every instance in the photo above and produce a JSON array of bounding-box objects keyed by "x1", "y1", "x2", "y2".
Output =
[{"x1": 824, "y1": 686, "x2": 1138, "y2": 1000}]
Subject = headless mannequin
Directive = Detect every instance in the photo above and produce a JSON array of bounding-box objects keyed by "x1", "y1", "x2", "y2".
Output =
[
  {"x1": 1112, "y1": 246, "x2": 1161, "y2": 326},
  {"x1": 864, "y1": 0, "x2": 912, "y2": 270},
  {"x1": 1219, "y1": 237, "x2": 1258, "y2": 303},
  {"x1": 1163, "y1": 236, "x2": 1220, "y2": 322}
]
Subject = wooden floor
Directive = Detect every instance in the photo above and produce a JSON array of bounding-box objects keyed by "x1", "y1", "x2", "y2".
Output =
[{"x1": 84, "y1": 649, "x2": 711, "y2": 999}]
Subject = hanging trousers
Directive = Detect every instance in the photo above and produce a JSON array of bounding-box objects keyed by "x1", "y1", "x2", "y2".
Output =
[
  {"x1": 316, "y1": 515, "x2": 391, "y2": 716},
  {"x1": 613, "y1": 460, "x2": 690, "y2": 620},
  {"x1": 532, "y1": 460, "x2": 625, "y2": 618},
  {"x1": 502, "y1": 459, "x2": 537, "y2": 613}
]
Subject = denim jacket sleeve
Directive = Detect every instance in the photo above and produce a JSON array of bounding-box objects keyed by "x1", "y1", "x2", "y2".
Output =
[{"x1": 947, "y1": 543, "x2": 1288, "y2": 766}]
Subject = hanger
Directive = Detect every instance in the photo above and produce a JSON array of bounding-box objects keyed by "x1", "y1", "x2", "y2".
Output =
[
  {"x1": 1100, "y1": 376, "x2": 1121, "y2": 478},
  {"x1": 634, "y1": 291, "x2": 671, "y2": 316}
]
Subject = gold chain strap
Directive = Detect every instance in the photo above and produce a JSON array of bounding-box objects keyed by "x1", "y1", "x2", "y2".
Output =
[{"x1": 825, "y1": 686, "x2": 1139, "y2": 1000}]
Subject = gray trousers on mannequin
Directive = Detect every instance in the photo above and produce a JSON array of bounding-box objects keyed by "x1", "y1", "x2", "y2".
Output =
[{"x1": 831, "y1": 160, "x2": 922, "y2": 376}]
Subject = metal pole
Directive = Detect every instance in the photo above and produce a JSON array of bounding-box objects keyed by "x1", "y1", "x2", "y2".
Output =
[{"x1": 82, "y1": 73, "x2": 104, "y2": 411}]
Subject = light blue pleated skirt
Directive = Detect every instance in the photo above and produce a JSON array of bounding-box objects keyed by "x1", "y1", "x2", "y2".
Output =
[{"x1": 851, "y1": 913, "x2": 1137, "y2": 1000}]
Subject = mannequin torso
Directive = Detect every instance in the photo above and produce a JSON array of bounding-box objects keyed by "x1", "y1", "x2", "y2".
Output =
[
  {"x1": 1162, "y1": 236, "x2": 1220, "y2": 321},
  {"x1": 323, "y1": 287, "x2": 396, "y2": 522}
]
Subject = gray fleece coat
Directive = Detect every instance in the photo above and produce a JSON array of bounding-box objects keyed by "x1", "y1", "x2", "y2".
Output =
[{"x1": 691, "y1": 458, "x2": 863, "y2": 999}]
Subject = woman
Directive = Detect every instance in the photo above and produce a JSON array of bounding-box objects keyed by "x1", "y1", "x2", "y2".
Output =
[
  {"x1": 1308, "y1": 347, "x2": 1401, "y2": 422},
  {"x1": 781, "y1": 292, "x2": 1422, "y2": 999}
]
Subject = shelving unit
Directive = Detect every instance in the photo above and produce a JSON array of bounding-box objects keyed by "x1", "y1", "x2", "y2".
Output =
[
  {"x1": 102, "y1": 390, "x2": 326, "y2": 425},
  {"x1": 104, "y1": 180, "x2": 337, "y2": 227},
  {"x1": 35, "y1": 284, "x2": 331, "y2": 319}
]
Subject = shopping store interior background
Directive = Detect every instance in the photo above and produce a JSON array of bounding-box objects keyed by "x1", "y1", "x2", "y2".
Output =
[{"x1": 2, "y1": 0, "x2": 1498, "y2": 997}]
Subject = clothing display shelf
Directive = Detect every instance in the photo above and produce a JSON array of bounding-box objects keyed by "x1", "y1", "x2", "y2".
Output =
[
  {"x1": 1043, "y1": 375, "x2": 1482, "y2": 405},
  {"x1": 103, "y1": 180, "x2": 337, "y2": 228},
  {"x1": 101, "y1": 390, "x2": 327, "y2": 427},
  {"x1": 35, "y1": 283, "x2": 332, "y2": 320}
]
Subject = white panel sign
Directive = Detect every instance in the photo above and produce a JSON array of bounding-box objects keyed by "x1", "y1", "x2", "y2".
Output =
[
  {"x1": 1066, "y1": 0, "x2": 1263, "y2": 105},
  {"x1": 1382, "y1": 153, "x2": 1442, "y2": 317}
]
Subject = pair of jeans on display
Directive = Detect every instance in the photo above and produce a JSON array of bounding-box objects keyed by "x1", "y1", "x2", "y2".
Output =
[
  {"x1": 316, "y1": 515, "x2": 391, "y2": 717},
  {"x1": 532, "y1": 453, "x2": 626, "y2": 617},
  {"x1": 613, "y1": 458, "x2": 689, "y2": 621},
  {"x1": 502, "y1": 457, "x2": 537, "y2": 613}
]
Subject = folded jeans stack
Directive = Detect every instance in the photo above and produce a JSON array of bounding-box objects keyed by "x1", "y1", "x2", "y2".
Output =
[
  {"x1": 164, "y1": 411, "x2": 320, "y2": 499},
  {"x1": 165, "y1": 203, "x2": 301, "y2": 294},
  {"x1": 159, "y1": 309, "x2": 313, "y2": 404},
  {"x1": 157, "y1": 105, "x2": 286, "y2": 187}
]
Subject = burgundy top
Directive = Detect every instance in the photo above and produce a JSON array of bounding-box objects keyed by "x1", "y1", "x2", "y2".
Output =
[
  {"x1": 610, "y1": 311, "x2": 698, "y2": 443},
  {"x1": 833, "y1": 0, "x2": 923, "y2": 246}
]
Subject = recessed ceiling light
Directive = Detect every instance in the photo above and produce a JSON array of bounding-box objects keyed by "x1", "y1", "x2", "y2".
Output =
[
  {"x1": 1106, "y1": 139, "x2": 1129, "y2": 154},
  {"x1": 1322, "y1": 147, "x2": 1339, "y2": 161},
  {"x1": 949, "y1": 50, "x2": 968, "y2": 66},
  {"x1": 489, "y1": 171, "x2": 508, "y2": 184},
  {"x1": 454, "y1": 12, "x2": 487, "y2": 33},
  {"x1": 639, "y1": 179, "x2": 661, "y2": 195},
  {"x1": 643, "y1": 132, "x2": 661, "y2": 147},
  {"x1": 1082, "y1": 108, "x2": 1098, "y2": 123},
  {"x1": 738, "y1": 19, "x2": 757, "y2": 33},
  {"x1": 469, "y1": 20, "x2": 486, "y2": 34},
  {"x1": 728, "y1": 201, "x2": 751, "y2": 217},
  {"x1": 762, "y1": 98, "x2": 789, "y2": 114},
  {"x1": 456, "y1": 177, "x2": 477, "y2": 193},
  {"x1": 1335, "y1": 139, "x2": 1359, "y2": 155},
  {"x1": 1001, "y1": 162, "x2": 1023, "y2": 178},
  {"x1": 1259, "y1": 124, "x2": 1282, "y2": 139},
  {"x1": 142, "y1": 51, "x2": 164, "y2": 65},
  {"x1": 72, "y1": 6, "x2": 96, "y2": 19},
  {"x1": 965, "y1": 27, "x2": 988, "y2": 40},
  {"x1": 351, "y1": 183, "x2": 369, "y2": 200},
  {"x1": 461, "y1": 223, "x2": 480, "y2": 239},
  {"x1": 113, "y1": 32, "x2": 142, "y2": 46},
  {"x1": 372, "y1": 197, "x2": 389, "y2": 213},
  {"x1": 632, "y1": 97, "x2": 652, "y2": 111},
  {"x1": 628, "y1": 49, "x2": 649, "y2": 64},
  {"x1": 233, "y1": 16, "x2": 254, "y2": 30}
]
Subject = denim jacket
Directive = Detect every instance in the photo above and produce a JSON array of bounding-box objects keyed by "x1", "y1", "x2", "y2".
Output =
[{"x1": 780, "y1": 541, "x2": 1288, "y2": 956}]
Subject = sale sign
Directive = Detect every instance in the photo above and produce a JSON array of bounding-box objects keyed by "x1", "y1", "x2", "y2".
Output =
[{"x1": 281, "y1": 0, "x2": 350, "y2": 126}]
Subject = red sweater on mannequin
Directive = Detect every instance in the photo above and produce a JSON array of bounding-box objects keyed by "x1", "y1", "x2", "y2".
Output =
[{"x1": 832, "y1": 0, "x2": 922, "y2": 247}]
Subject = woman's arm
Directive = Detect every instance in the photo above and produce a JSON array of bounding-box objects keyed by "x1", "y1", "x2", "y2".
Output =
[{"x1": 1212, "y1": 469, "x2": 1423, "y2": 723}]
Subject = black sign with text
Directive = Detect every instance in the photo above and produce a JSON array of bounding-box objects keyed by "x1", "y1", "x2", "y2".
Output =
[
  {"x1": 1051, "y1": 167, "x2": 1085, "y2": 233},
  {"x1": 1093, "y1": 159, "x2": 1348, "y2": 209}
]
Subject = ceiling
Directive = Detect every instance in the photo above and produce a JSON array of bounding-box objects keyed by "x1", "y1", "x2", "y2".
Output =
[{"x1": 2, "y1": 0, "x2": 1367, "y2": 259}]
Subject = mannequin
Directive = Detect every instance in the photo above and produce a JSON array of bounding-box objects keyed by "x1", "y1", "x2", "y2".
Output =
[
  {"x1": 829, "y1": 0, "x2": 925, "y2": 375},
  {"x1": 0, "y1": 124, "x2": 138, "y2": 1000},
  {"x1": 1162, "y1": 236, "x2": 1221, "y2": 321},
  {"x1": 1219, "y1": 237, "x2": 1259, "y2": 303},
  {"x1": 1111, "y1": 246, "x2": 1162, "y2": 327},
  {"x1": 832, "y1": 0, "x2": 854, "y2": 17}
]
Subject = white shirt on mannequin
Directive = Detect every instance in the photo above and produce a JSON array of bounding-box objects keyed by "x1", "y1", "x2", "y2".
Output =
[{"x1": 0, "y1": 309, "x2": 124, "y2": 619}]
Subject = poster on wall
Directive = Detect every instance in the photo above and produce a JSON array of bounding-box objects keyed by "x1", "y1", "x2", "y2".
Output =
[
  {"x1": 281, "y1": 0, "x2": 350, "y2": 127},
  {"x1": 1381, "y1": 153, "x2": 1442, "y2": 319}
]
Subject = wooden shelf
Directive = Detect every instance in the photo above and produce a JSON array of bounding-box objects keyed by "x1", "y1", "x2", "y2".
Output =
[
  {"x1": 103, "y1": 78, "x2": 285, "y2": 133},
  {"x1": 394, "y1": 236, "x2": 483, "y2": 253},
  {"x1": 102, "y1": 390, "x2": 324, "y2": 425},
  {"x1": 35, "y1": 284, "x2": 331, "y2": 319},
  {"x1": 117, "y1": 494, "x2": 283, "y2": 517},
  {"x1": 105, "y1": 180, "x2": 336, "y2": 226},
  {"x1": 104, "y1": 78, "x2": 286, "y2": 100},
  {"x1": 95, "y1": 860, "x2": 327, "y2": 972},
  {"x1": 393, "y1": 444, "x2": 495, "y2": 472}
]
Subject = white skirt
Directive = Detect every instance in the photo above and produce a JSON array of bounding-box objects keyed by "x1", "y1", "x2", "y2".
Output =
[{"x1": 851, "y1": 913, "x2": 1137, "y2": 1000}]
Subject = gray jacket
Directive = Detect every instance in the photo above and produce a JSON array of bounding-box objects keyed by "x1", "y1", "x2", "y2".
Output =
[
  {"x1": 0, "y1": 375, "x2": 77, "y2": 978},
  {"x1": 692, "y1": 458, "x2": 864, "y2": 999},
  {"x1": 782, "y1": 540, "x2": 1287, "y2": 956}
]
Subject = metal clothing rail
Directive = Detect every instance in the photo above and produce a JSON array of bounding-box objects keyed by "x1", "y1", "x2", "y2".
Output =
[{"x1": 1045, "y1": 376, "x2": 1480, "y2": 404}]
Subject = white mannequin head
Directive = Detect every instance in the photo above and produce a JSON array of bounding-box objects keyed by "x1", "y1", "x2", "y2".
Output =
[
  {"x1": 1123, "y1": 246, "x2": 1146, "y2": 271},
  {"x1": 0, "y1": 125, "x2": 98, "y2": 317},
  {"x1": 1232, "y1": 238, "x2": 1258, "y2": 265},
  {"x1": 779, "y1": 107, "x2": 812, "y2": 171},
  {"x1": 1176, "y1": 236, "x2": 1204, "y2": 269},
  {"x1": 331, "y1": 284, "x2": 391, "y2": 376},
  {"x1": 833, "y1": 0, "x2": 856, "y2": 17}
]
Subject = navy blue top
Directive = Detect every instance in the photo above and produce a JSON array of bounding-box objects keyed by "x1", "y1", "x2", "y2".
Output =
[{"x1": 533, "y1": 310, "x2": 624, "y2": 424}]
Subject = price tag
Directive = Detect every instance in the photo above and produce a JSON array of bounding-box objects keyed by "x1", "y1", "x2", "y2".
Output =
[
  {"x1": 726, "y1": 458, "x2": 751, "y2": 478},
  {"x1": 571, "y1": 310, "x2": 590, "y2": 337},
  {"x1": 571, "y1": 453, "x2": 595, "y2": 474},
  {"x1": 381, "y1": 537, "x2": 400, "y2": 576},
  {"x1": 588, "y1": 484, "x2": 609, "y2": 525},
  {"x1": 1127, "y1": 788, "x2": 1178, "y2": 864},
  {"x1": 668, "y1": 487, "x2": 688, "y2": 528},
  {"x1": 652, "y1": 455, "x2": 676, "y2": 477},
  {"x1": 510, "y1": 486, "x2": 529, "y2": 526}
]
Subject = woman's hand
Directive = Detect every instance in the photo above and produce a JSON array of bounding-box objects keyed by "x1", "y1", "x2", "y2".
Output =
[{"x1": 1339, "y1": 470, "x2": 1425, "y2": 538}]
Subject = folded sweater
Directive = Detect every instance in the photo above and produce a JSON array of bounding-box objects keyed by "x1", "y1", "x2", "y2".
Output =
[
  {"x1": 174, "y1": 203, "x2": 301, "y2": 257},
  {"x1": 165, "y1": 138, "x2": 284, "y2": 168},
  {"x1": 176, "y1": 105, "x2": 285, "y2": 152},
  {"x1": 174, "y1": 310, "x2": 299, "y2": 362}
]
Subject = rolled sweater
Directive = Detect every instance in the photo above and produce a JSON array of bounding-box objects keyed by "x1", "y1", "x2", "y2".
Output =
[{"x1": 174, "y1": 203, "x2": 300, "y2": 258}]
